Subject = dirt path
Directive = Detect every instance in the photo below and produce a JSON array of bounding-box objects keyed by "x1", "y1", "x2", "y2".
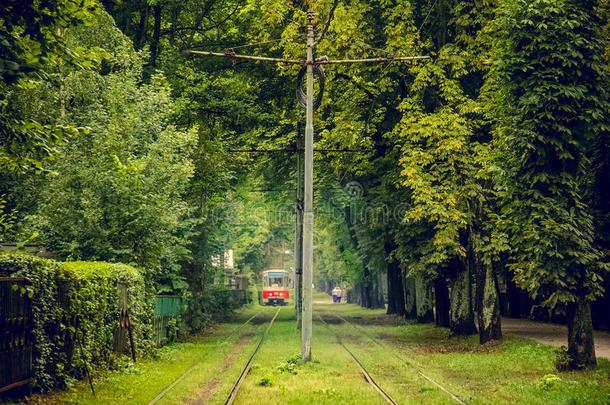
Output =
[
  {"x1": 502, "y1": 317, "x2": 610, "y2": 360},
  {"x1": 189, "y1": 332, "x2": 255, "y2": 404}
]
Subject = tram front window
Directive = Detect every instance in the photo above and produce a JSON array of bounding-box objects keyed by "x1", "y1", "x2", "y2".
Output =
[{"x1": 269, "y1": 277, "x2": 283, "y2": 287}]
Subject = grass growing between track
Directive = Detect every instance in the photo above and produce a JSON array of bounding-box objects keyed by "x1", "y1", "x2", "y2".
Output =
[
  {"x1": 313, "y1": 296, "x2": 610, "y2": 405},
  {"x1": 226, "y1": 308, "x2": 395, "y2": 405},
  {"x1": 21, "y1": 293, "x2": 610, "y2": 405}
]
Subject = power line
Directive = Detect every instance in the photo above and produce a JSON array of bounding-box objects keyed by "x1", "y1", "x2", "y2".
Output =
[
  {"x1": 187, "y1": 9, "x2": 428, "y2": 364},
  {"x1": 317, "y1": 56, "x2": 428, "y2": 64},
  {"x1": 313, "y1": 0, "x2": 339, "y2": 46},
  {"x1": 418, "y1": 0, "x2": 440, "y2": 35},
  {"x1": 229, "y1": 38, "x2": 285, "y2": 50},
  {"x1": 186, "y1": 49, "x2": 302, "y2": 64}
]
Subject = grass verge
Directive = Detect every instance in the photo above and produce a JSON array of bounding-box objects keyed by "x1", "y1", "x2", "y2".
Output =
[{"x1": 15, "y1": 293, "x2": 610, "y2": 405}]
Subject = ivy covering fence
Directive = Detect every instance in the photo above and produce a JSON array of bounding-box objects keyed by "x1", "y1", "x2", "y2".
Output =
[{"x1": 0, "y1": 253, "x2": 154, "y2": 391}]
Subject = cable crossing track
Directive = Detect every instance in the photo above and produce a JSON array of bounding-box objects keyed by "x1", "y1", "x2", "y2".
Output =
[
  {"x1": 147, "y1": 309, "x2": 265, "y2": 405},
  {"x1": 224, "y1": 307, "x2": 281, "y2": 405},
  {"x1": 331, "y1": 313, "x2": 468, "y2": 405},
  {"x1": 317, "y1": 314, "x2": 398, "y2": 405}
]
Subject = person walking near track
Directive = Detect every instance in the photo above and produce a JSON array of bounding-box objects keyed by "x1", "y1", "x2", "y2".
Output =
[{"x1": 332, "y1": 286, "x2": 341, "y2": 303}]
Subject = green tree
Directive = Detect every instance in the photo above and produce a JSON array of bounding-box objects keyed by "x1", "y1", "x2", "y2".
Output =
[
  {"x1": 392, "y1": 0, "x2": 502, "y2": 341},
  {"x1": 0, "y1": 0, "x2": 106, "y2": 174},
  {"x1": 490, "y1": 0, "x2": 610, "y2": 369},
  {"x1": 20, "y1": 10, "x2": 197, "y2": 293}
]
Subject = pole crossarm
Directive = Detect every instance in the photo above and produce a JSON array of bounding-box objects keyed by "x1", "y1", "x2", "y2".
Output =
[
  {"x1": 318, "y1": 55, "x2": 429, "y2": 64},
  {"x1": 185, "y1": 49, "x2": 429, "y2": 66},
  {"x1": 185, "y1": 49, "x2": 304, "y2": 64},
  {"x1": 185, "y1": 15, "x2": 430, "y2": 365},
  {"x1": 226, "y1": 149, "x2": 372, "y2": 153}
]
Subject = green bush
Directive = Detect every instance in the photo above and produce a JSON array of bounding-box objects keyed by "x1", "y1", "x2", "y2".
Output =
[
  {"x1": 538, "y1": 373, "x2": 561, "y2": 390},
  {"x1": 554, "y1": 345, "x2": 573, "y2": 371},
  {"x1": 277, "y1": 354, "x2": 301, "y2": 375},
  {"x1": 63, "y1": 262, "x2": 154, "y2": 371},
  {"x1": 0, "y1": 253, "x2": 154, "y2": 391},
  {"x1": 259, "y1": 374, "x2": 273, "y2": 387},
  {"x1": 186, "y1": 284, "x2": 239, "y2": 333},
  {"x1": 0, "y1": 253, "x2": 65, "y2": 390}
]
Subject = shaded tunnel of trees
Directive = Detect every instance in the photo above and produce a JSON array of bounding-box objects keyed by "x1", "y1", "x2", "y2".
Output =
[{"x1": 0, "y1": 0, "x2": 608, "y2": 373}]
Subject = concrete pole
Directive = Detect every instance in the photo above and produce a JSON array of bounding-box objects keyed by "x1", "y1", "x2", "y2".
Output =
[
  {"x1": 301, "y1": 10, "x2": 315, "y2": 362},
  {"x1": 295, "y1": 131, "x2": 303, "y2": 329}
]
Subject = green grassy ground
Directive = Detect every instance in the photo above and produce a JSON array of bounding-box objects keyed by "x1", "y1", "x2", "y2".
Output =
[
  {"x1": 22, "y1": 293, "x2": 610, "y2": 405},
  {"x1": 313, "y1": 301, "x2": 610, "y2": 405},
  {"x1": 26, "y1": 306, "x2": 268, "y2": 405}
]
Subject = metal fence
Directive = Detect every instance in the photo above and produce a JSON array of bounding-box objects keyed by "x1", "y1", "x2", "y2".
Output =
[
  {"x1": 0, "y1": 278, "x2": 32, "y2": 393},
  {"x1": 152, "y1": 296, "x2": 184, "y2": 346}
]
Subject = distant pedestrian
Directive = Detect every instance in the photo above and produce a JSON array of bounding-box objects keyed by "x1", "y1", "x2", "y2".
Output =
[{"x1": 332, "y1": 286, "x2": 341, "y2": 303}]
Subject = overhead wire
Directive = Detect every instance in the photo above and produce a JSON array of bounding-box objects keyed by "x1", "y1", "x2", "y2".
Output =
[
  {"x1": 417, "y1": 0, "x2": 440, "y2": 36},
  {"x1": 324, "y1": 35, "x2": 416, "y2": 185},
  {"x1": 228, "y1": 37, "x2": 286, "y2": 50},
  {"x1": 313, "y1": 0, "x2": 339, "y2": 46},
  {"x1": 355, "y1": 39, "x2": 395, "y2": 56}
]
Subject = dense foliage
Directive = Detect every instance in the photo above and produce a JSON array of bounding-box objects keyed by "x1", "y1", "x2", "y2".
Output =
[
  {"x1": 489, "y1": 0, "x2": 610, "y2": 368},
  {"x1": 0, "y1": 254, "x2": 153, "y2": 391},
  {"x1": 0, "y1": 0, "x2": 106, "y2": 174},
  {"x1": 1, "y1": 0, "x2": 608, "y2": 375}
]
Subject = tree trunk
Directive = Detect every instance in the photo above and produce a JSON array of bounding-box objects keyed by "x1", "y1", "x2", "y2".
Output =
[
  {"x1": 366, "y1": 272, "x2": 386, "y2": 309},
  {"x1": 404, "y1": 276, "x2": 417, "y2": 318},
  {"x1": 449, "y1": 260, "x2": 477, "y2": 335},
  {"x1": 135, "y1": 7, "x2": 149, "y2": 50},
  {"x1": 434, "y1": 278, "x2": 450, "y2": 327},
  {"x1": 415, "y1": 275, "x2": 434, "y2": 323},
  {"x1": 150, "y1": 4, "x2": 162, "y2": 66},
  {"x1": 565, "y1": 299, "x2": 596, "y2": 369},
  {"x1": 505, "y1": 268, "x2": 521, "y2": 318},
  {"x1": 386, "y1": 259, "x2": 406, "y2": 316},
  {"x1": 384, "y1": 236, "x2": 405, "y2": 316},
  {"x1": 360, "y1": 281, "x2": 368, "y2": 308},
  {"x1": 477, "y1": 264, "x2": 502, "y2": 344},
  {"x1": 351, "y1": 283, "x2": 362, "y2": 305}
]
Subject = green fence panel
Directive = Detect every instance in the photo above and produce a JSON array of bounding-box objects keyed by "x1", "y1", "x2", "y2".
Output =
[{"x1": 153, "y1": 296, "x2": 184, "y2": 346}]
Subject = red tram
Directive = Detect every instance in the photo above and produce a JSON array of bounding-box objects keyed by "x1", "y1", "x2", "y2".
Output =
[{"x1": 262, "y1": 269, "x2": 289, "y2": 306}]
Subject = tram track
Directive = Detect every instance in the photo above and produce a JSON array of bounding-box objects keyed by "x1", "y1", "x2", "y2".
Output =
[
  {"x1": 147, "y1": 308, "x2": 265, "y2": 405},
  {"x1": 224, "y1": 307, "x2": 281, "y2": 405},
  {"x1": 317, "y1": 314, "x2": 398, "y2": 405},
  {"x1": 330, "y1": 312, "x2": 468, "y2": 405}
]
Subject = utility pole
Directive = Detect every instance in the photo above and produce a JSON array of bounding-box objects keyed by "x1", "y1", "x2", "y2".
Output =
[
  {"x1": 295, "y1": 124, "x2": 303, "y2": 330},
  {"x1": 185, "y1": 8, "x2": 428, "y2": 363},
  {"x1": 301, "y1": 9, "x2": 315, "y2": 361}
]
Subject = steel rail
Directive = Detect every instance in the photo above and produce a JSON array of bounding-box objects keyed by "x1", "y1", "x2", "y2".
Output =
[
  {"x1": 225, "y1": 307, "x2": 281, "y2": 405},
  {"x1": 147, "y1": 309, "x2": 264, "y2": 405},
  {"x1": 332, "y1": 313, "x2": 468, "y2": 405},
  {"x1": 317, "y1": 315, "x2": 398, "y2": 405},
  {"x1": 225, "y1": 309, "x2": 265, "y2": 338}
]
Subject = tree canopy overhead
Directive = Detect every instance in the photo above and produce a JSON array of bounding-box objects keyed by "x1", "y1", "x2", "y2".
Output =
[{"x1": 1, "y1": 0, "x2": 608, "y2": 370}]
